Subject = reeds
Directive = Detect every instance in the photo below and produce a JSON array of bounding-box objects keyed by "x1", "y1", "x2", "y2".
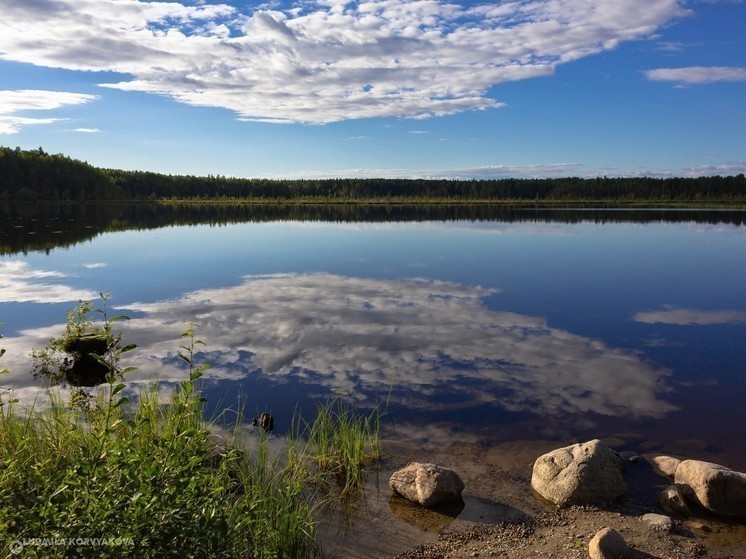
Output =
[
  {"x1": 0, "y1": 313, "x2": 381, "y2": 558},
  {"x1": 0, "y1": 381, "x2": 321, "y2": 558},
  {"x1": 294, "y1": 398, "x2": 382, "y2": 497}
]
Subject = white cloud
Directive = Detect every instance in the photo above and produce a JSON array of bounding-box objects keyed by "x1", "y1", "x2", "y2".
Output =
[
  {"x1": 680, "y1": 162, "x2": 746, "y2": 177},
  {"x1": 0, "y1": 0, "x2": 689, "y2": 124},
  {"x1": 72, "y1": 127, "x2": 101, "y2": 133},
  {"x1": 0, "y1": 89, "x2": 98, "y2": 134},
  {"x1": 633, "y1": 306, "x2": 746, "y2": 325},
  {"x1": 258, "y1": 162, "x2": 589, "y2": 180},
  {"x1": 0, "y1": 261, "x2": 98, "y2": 303},
  {"x1": 0, "y1": 116, "x2": 62, "y2": 135},
  {"x1": 644, "y1": 66, "x2": 746, "y2": 85}
]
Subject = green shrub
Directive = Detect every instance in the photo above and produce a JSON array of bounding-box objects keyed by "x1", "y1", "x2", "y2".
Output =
[{"x1": 1, "y1": 305, "x2": 381, "y2": 558}]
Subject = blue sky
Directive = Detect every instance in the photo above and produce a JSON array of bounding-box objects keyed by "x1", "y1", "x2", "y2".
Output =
[{"x1": 1, "y1": 0, "x2": 745, "y2": 179}]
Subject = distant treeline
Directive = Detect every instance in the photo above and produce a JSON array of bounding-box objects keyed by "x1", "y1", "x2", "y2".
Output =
[{"x1": 2, "y1": 146, "x2": 745, "y2": 203}]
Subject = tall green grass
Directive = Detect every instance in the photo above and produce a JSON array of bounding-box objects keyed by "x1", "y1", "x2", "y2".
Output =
[
  {"x1": 0, "y1": 312, "x2": 381, "y2": 558},
  {"x1": 0, "y1": 381, "x2": 320, "y2": 558},
  {"x1": 294, "y1": 398, "x2": 382, "y2": 497}
]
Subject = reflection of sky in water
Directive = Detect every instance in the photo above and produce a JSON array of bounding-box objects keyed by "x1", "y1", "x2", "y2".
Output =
[
  {"x1": 2, "y1": 218, "x2": 746, "y2": 459},
  {"x1": 4, "y1": 273, "x2": 676, "y2": 421}
]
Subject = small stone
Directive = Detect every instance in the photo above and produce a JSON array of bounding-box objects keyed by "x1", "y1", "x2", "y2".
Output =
[
  {"x1": 389, "y1": 462, "x2": 465, "y2": 507},
  {"x1": 690, "y1": 521, "x2": 712, "y2": 534},
  {"x1": 588, "y1": 527, "x2": 632, "y2": 559},
  {"x1": 618, "y1": 451, "x2": 643, "y2": 464},
  {"x1": 251, "y1": 412, "x2": 274, "y2": 432},
  {"x1": 642, "y1": 513, "x2": 673, "y2": 531},
  {"x1": 657, "y1": 485, "x2": 689, "y2": 516}
]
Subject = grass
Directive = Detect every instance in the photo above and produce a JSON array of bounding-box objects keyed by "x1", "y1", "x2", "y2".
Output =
[
  {"x1": 0, "y1": 302, "x2": 382, "y2": 558},
  {"x1": 0, "y1": 381, "x2": 323, "y2": 558},
  {"x1": 293, "y1": 398, "x2": 382, "y2": 498}
]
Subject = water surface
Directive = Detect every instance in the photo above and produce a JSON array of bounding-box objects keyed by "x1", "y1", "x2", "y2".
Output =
[{"x1": 2, "y1": 205, "x2": 746, "y2": 468}]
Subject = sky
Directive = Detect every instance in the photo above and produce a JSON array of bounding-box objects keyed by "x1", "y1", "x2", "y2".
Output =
[{"x1": 0, "y1": 0, "x2": 745, "y2": 180}]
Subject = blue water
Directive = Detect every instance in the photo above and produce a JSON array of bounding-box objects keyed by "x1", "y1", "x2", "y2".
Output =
[{"x1": 2, "y1": 214, "x2": 746, "y2": 467}]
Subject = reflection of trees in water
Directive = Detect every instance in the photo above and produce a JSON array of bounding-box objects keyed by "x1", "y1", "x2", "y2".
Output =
[{"x1": 3, "y1": 203, "x2": 746, "y2": 256}]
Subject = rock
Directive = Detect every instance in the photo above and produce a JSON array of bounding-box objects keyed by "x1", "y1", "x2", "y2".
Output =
[
  {"x1": 389, "y1": 462, "x2": 465, "y2": 507},
  {"x1": 690, "y1": 521, "x2": 713, "y2": 534},
  {"x1": 651, "y1": 455, "x2": 681, "y2": 479},
  {"x1": 252, "y1": 412, "x2": 274, "y2": 432},
  {"x1": 588, "y1": 527, "x2": 632, "y2": 559},
  {"x1": 618, "y1": 451, "x2": 643, "y2": 464},
  {"x1": 675, "y1": 459, "x2": 746, "y2": 518},
  {"x1": 531, "y1": 439, "x2": 627, "y2": 506},
  {"x1": 657, "y1": 484, "x2": 689, "y2": 516},
  {"x1": 641, "y1": 513, "x2": 673, "y2": 531}
]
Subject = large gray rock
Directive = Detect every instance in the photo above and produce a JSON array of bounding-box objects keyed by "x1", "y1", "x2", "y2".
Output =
[
  {"x1": 588, "y1": 527, "x2": 632, "y2": 559},
  {"x1": 389, "y1": 462, "x2": 464, "y2": 507},
  {"x1": 531, "y1": 439, "x2": 627, "y2": 506},
  {"x1": 674, "y1": 459, "x2": 746, "y2": 518},
  {"x1": 651, "y1": 455, "x2": 681, "y2": 479}
]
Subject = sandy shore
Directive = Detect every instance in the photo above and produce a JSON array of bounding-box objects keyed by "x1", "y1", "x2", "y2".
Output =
[{"x1": 318, "y1": 437, "x2": 746, "y2": 559}]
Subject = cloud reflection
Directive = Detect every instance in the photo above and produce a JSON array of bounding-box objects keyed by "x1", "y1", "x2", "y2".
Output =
[
  {"x1": 633, "y1": 306, "x2": 746, "y2": 325},
  {"x1": 0, "y1": 261, "x2": 97, "y2": 303},
  {"x1": 106, "y1": 273, "x2": 676, "y2": 419},
  {"x1": 1, "y1": 273, "x2": 676, "y2": 419}
]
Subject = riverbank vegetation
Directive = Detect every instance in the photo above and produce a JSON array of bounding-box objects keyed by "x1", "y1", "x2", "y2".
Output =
[
  {"x1": 0, "y1": 299, "x2": 382, "y2": 558},
  {"x1": 2, "y1": 146, "x2": 745, "y2": 204}
]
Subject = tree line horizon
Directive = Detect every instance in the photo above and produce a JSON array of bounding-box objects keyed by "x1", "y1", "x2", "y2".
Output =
[{"x1": 1, "y1": 146, "x2": 745, "y2": 204}]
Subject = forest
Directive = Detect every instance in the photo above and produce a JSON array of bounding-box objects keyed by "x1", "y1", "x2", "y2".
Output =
[{"x1": 1, "y1": 145, "x2": 745, "y2": 203}]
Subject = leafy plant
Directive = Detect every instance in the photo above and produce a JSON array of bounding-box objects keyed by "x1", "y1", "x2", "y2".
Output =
[
  {"x1": 31, "y1": 293, "x2": 136, "y2": 388},
  {"x1": 3, "y1": 302, "x2": 383, "y2": 558},
  {"x1": 1, "y1": 322, "x2": 321, "y2": 558},
  {"x1": 0, "y1": 327, "x2": 14, "y2": 408}
]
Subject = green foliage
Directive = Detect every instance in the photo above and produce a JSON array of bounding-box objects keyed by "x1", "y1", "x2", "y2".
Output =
[
  {"x1": 31, "y1": 293, "x2": 136, "y2": 388},
  {"x1": 0, "y1": 327, "x2": 13, "y2": 408},
  {"x1": 0, "y1": 358, "x2": 320, "y2": 558},
  {"x1": 293, "y1": 398, "x2": 382, "y2": 497},
  {"x1": 2, "y1": 145, "x2": 746, "y2": 204},
  {"x1": 1, "y1": 303, "x2": 383, "y2": 558},
  {"x1": 178, "y1": 322, "x2": 212, "y2": 383}
]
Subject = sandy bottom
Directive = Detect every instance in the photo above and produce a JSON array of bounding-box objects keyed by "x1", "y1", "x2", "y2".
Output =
[{"x1": 318, "y1": 436, "x2": 746, "y2": 559}]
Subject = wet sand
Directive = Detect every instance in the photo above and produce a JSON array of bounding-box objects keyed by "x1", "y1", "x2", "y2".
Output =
[{"x1": 318, "y1": 435, "x2": 746, "y2": 559}]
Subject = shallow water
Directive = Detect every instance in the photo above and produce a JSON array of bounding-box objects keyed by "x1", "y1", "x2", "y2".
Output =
[{"x1": 2, "y1": 205, "x2": 746, "y2": 552}]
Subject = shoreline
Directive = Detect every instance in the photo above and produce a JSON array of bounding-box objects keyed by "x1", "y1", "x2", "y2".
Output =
[{"x1": 320, "y1": 437, "x2": 746, "y2": 558}]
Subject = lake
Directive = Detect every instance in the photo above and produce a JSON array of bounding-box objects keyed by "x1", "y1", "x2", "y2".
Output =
[{"x1": 2, "y1": 204, "x2": 746, "y2": 552}]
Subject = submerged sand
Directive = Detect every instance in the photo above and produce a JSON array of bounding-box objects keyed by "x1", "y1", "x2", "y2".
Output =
[{"x1": 318, "y1": 437, "x2": 746, "y2": 559}]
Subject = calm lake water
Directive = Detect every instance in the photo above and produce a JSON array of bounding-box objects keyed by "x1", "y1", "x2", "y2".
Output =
[{"x1": 2, "y1": 205, "x2": 746, "y2": 470}]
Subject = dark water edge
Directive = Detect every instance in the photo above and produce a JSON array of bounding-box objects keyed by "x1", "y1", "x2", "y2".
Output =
[{"x1": 3, "y1": 201, "x2": 746, "y2": 256}]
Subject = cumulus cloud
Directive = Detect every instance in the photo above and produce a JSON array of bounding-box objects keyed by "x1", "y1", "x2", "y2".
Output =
[
  {"x1": 0, "y1": 0, "x2": 689, "y2": 124},
  {"x1": 644, "y1": 66, "x2": 746, "y2": 85},
  {"x1": 633, "y1": 306, "x2": 746, "y2": 325},
  {"x1": 0, "y1": 261, "x2": 98, "y2": 302},
  {"x1": 0, "y1": 89, "x2": 98, "y2": 134}
]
